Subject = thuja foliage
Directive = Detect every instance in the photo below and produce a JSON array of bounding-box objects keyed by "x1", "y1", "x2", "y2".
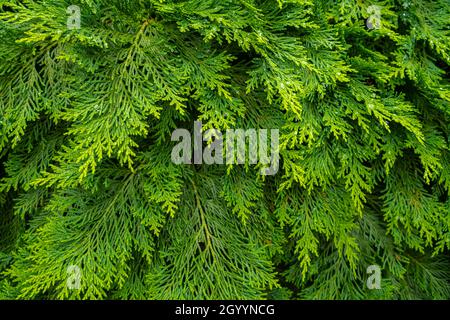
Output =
[{"x1": 0, "y1": 0, "x2": 449, "y2": 300}]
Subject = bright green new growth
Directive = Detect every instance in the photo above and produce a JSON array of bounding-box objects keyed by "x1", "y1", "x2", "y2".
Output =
[{"x1": 0, "y1": 0, "x2": 449, "y2": 299}]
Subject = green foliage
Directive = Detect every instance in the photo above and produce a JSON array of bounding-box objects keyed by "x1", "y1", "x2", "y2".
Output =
[{"x1": 0, "y1": 0, "x2": 449, "y2": 299}]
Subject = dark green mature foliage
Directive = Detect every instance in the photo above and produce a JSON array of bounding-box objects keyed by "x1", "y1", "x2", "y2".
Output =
[{"x1": 0, "y1": 0, "x2": 449, "y2": 299}]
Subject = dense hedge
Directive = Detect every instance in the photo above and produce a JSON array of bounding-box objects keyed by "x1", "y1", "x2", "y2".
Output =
[{"x1": 0, "y1": 0, "x2": 449, "y2": 299}]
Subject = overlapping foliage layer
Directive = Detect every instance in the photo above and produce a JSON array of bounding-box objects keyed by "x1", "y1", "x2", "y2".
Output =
[{"x1": 0, "y1": 0, "x2": 449, "y2": 299}]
